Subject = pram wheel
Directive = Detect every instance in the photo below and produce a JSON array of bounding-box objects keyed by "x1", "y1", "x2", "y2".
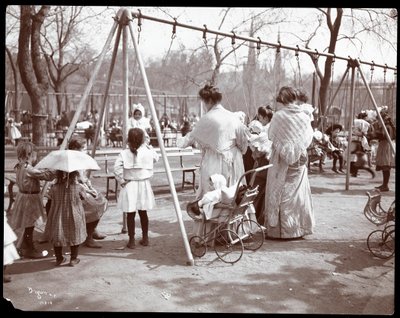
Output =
[
  {"x1": 214, "y1": 229, "x2": 243, "y2": 264},
  {"x1": 235, "y1": 219, "x2": 264, "y2": 251},
  {"x1": 189, "y1": 236, "x2": 207, "y2": 257},
  {"x1": 367, "y1": 229, "x2": 394, "y2": 259}
]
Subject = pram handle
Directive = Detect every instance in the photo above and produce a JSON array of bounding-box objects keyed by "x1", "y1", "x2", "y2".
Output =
[{"x1": 233, "y1": 164, "x2": 273, "y2": 200}]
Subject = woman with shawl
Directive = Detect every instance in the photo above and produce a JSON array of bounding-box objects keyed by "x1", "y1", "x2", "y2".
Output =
[
  {"x1": 263, "y1": 86, "x2": 315, "y2": 239},
  {"x1": 177, "y1": 84, "x2": 248, "y2": 235}
]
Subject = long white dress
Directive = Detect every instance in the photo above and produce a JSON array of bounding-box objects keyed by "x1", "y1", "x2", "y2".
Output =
[
  {"x1": 4, "y1": 212, "x2": 20, "y2": 266},
  {"x1": 177, "y1": 103, "x2": 248, "y2": 236}
]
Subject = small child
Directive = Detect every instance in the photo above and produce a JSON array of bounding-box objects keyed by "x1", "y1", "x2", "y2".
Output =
[
  {"x1": 186, "y1": 174, "x2": 228, "y2": 220},
  {"x1": 10, "y1": 142, "x2": 56, "y2": 259},
  {"x1": 186, "y1": 173, "x2": 251, "y2": 221},
  {"x1": 44, "y1": 170, "x2": 87, "y2": 266},
  {"x1": 6, "y1": 117, "x2": 22, "y2": 146},
  {"x1": 114, "y1": 127, "x2": 160, "y2": 248}
]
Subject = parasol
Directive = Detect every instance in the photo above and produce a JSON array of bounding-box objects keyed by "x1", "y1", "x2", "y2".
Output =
[{"x1": 35, "y1": 150, "x2": 100, "y2": 172}]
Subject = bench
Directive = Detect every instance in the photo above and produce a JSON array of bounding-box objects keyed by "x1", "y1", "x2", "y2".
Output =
[{"x1": 92, "y1": 147, "x2": 200, "y2": 200}]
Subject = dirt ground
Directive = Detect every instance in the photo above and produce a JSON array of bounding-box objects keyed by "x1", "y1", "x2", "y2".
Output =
[{"x1": 2, "y1": 156, "x2": 396, "y2": 314}]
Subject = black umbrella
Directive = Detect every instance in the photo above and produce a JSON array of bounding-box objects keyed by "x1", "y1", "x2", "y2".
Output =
[{"x1": 325, "y1": 123, "x2": 343, "y2": 136}]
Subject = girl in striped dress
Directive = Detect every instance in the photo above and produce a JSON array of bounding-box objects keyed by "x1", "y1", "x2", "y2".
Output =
[
  {"x1": 44, "y1": 170, "x2": 87, "y2": 266},
  {"x1": 11, "y1": 142, "x2": 56, "y2": 259}
]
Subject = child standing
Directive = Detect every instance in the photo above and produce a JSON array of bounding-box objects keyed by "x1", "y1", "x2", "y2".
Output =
[
  {"x1": 44, "y1": 170, "x2": 87, "y2": 266},
  {"x1": 6, "y1": 117, "x2": 22, "y2": 146},
  {"x1": 114, "y1": 127, "x2": 159, "y2": 248},
  {"x1": 10, "y1": 142, "x2": 56, "y2": 259}
]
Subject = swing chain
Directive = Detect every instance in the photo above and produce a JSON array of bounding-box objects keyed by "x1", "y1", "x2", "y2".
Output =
[
  {"x1": 312, "y1": 49, "x2": 319, "y2": 63},
  {"x1": 231, "y1": 31, "x2": 236, "y2": 47},
  {"x1": 137, "y1": 9, "x2": 142, "y2": 44},
  {"x1": 370, "y1": 61, "x2": 375, "y2": 84},
  {"x1": 329, "y1": 53, "x2": 335, "y2": 104},
  {"x1": 295, "y1": 45, "x2": 302, "y2": 87},
  {"x1": 171, "y1": 17, "x2": 177, "y2": 39},
  {"x1": 382, "y1": 64, "x2": 387, "y2": 105},
  {"x1": 256, "y1": 37, "x2": 261, "y2": 57},
  {"x1": 203, "y1": 24, "x2": 208, "y2": 48}
]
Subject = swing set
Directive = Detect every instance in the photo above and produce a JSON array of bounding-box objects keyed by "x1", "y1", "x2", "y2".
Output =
[{"x1": 55, "y1": 8, "x2": 396, "y2": 265}]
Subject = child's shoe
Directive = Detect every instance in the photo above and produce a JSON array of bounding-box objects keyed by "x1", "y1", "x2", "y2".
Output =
[
  {"x1": 69, "y1": 258, "x2": 80, "y2": 267},
  {"x1": 139, "y1": 237, "x2": 149, "y2": 246},
  {"x1": 3, "y1": 275, "x2": 12, "y2": 283},
  {"x1": 127, "y1": 237, "x2": 135, "y2": 249},
  {"x1": 55, "y1": 256, "x2": 67, "y2": 266}
]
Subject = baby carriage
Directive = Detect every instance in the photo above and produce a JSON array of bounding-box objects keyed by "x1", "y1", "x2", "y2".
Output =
[
  {"x1": 188, "y1": 164, "x2": 273, "y2": 264},
  {"x1": 364, "y1": 189, "x2": 395, "y2": 259}
]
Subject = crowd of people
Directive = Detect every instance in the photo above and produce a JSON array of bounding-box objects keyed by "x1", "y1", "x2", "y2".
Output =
[{"x1": 4, "y1": 83, "x2": 395, "y2": 282}]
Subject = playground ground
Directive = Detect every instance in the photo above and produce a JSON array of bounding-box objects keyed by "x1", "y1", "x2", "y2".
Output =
[{"x1": 2, "y1": 152, "x2": 396, "y2": 314}]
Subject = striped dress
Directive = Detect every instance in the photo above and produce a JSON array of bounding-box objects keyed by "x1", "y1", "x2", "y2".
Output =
[{"x1": 44, "y1": 181, "x2": 87, "y2": 247}]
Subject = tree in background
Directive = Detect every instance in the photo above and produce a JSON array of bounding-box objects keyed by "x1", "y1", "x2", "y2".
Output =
[{"x1": 17, "y1": 5, "x2": 51, "y2": 146}]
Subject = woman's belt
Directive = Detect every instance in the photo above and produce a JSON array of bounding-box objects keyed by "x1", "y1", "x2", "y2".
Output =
[{"x1": 19, "y1": 190, "x2": 40, "y2": 194}]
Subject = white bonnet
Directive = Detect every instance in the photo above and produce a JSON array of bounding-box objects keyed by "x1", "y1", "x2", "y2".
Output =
[
  {"x1": 132, "y1": 103, "x2": 145, "y2": 117},
  {"x1": 210, "y1": 174, "x2": 227, "y2": 190}
]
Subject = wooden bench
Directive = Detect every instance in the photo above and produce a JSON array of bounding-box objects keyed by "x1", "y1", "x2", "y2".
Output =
[{"x1": 92, "y1": 147, "x2": 200, "y2": 200}]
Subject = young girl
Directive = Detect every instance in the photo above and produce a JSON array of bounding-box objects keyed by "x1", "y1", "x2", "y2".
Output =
[
  {"x1": 67, "y1": 137, "x2": 108, "y2": 248},
  {"x1": 44, "y1": 170, "x2": 87, "y2": 266},
  {"x1": 10, "y1": 142, "x2": 56, "y2": 259},
  {"x1": 6, "y1": 117, "x2": 22, "y2": 146},
  {"x1": 114, "y1": 127, "x2": 159, "y2": 248}
]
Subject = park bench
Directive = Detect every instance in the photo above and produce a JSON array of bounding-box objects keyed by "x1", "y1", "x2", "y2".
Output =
[{"x1": 91, "y1": 147, "x2": 200, "y2": 201}]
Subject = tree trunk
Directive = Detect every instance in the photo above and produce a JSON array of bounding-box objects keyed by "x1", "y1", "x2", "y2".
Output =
[
  {"x1": 6, "y1": 47, "x2": 20, "y2": 122},
  {"x1": 17, "y1": 5, "x2": 50, "y2": 147},
  {"x1": 317, "y1": 8, "x2": 343, "y2": 120},
  {"x1": 55, "y1": 82, "x2": 64, "y2": 115}
]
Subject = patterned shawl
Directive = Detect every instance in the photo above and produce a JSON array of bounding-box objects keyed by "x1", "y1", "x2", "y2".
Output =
[
  {"x1": 269, "y1": 104, "x2": 314, "y2": 165},
  {"x1": 265, "y1": 104, "x2": 314, "y2": 227}
]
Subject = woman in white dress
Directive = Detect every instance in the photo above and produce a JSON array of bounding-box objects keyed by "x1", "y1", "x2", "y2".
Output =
[{"x1": 177, "y1": 84, "x2": 248, "y2": 237}]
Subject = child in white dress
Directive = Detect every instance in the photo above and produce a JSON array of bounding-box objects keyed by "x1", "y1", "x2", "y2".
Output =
[
  {"x1": 4, "y1": 211, "x2": 20, "y2": 282},
  {"x1": 114, "y1": 128, "x2": 159, "y2": 248}
]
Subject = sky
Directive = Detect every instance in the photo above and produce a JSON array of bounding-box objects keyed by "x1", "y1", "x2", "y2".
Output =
[
  {"x1": 82, "y1": 6, "x2": 397, "y2": 81},
  {"x1": 5, "y1": 6, "x2": 397, "y2": 81}
]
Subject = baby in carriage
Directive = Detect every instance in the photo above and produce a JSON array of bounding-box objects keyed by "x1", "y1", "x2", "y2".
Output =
[{"x1": 186, "y1": 174, "x2": 237, "y2": 220}]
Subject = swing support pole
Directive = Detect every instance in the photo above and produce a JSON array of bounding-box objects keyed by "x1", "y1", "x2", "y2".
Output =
[
  {"x1": 325, "y1": 65, "x2": 351, "y2": 116},
  {"x1": 125, "y1": 9, "x2": 194, "y2": 266},
  {"x1": 356, "y1": 64, "x2": 396, "y2": 156},
  {"x1": 60, "y1": 11, "x2": 120, "y2": 150},
  {"x1": 344, "y1": 59, "x2": 358, "y2": 191},
  {"x1": 89, "y1": 21, "x2": 123, "y2": 167}
]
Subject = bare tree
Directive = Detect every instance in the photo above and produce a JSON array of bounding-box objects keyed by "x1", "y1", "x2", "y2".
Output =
[
  {"x1": 41, "y1": 6, "x2": 107, "y2": 115},
  {"x1": 299, "y1": 8, "x2": 397, "y2": 122},
  {"x1": 17, "y1": 5, "x2": 51, "y2": 146}
]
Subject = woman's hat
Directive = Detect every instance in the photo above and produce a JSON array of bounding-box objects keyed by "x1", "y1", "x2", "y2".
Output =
[{"x1": 325, "y1": 123, "x2": 343, "y2": 135}]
